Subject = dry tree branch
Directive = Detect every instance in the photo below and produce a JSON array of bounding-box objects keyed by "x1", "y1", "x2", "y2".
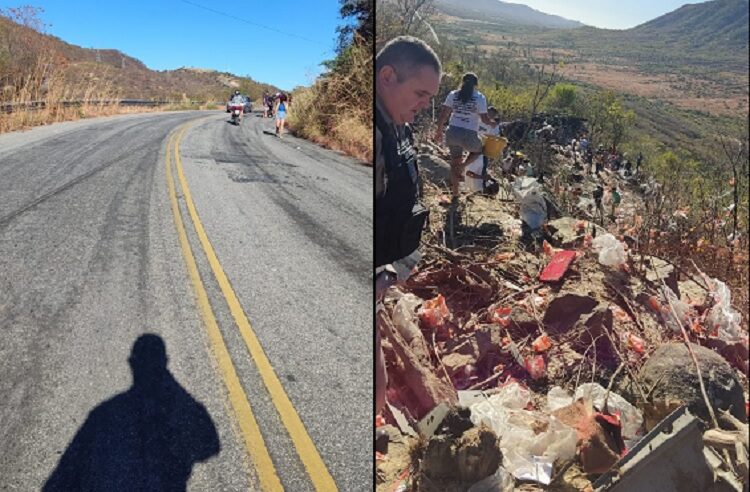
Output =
[{"x1": 652, "y1": 264, "x2": 720, "y2": 429}]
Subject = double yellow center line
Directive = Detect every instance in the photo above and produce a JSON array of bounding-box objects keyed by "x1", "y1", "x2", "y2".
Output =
[{"x1": 165, "y1": 121, "x2": 337, "y2": 491}]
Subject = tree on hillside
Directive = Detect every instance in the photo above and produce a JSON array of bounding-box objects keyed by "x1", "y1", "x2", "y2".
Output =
[
  {"x1": 545, "y1": 83, "x2": 578, "y2": 116},
  {"x1": 326, "y1": 0, "x2": 373, "y2": 73},
  {"x1": 582, "y1": 90, "x2": 635, "y2": 149},
  {"x1": 337, "y1": 0, "x2": 373, "y2": 53},
  {"x1": 376, "y1": 0, "x2": 437, "y2": 51}
]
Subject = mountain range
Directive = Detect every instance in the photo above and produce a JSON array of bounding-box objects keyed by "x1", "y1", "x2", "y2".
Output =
[
  {"x1": 0, "y1": 15, "x2": 280, "y2": 102},
  {"x1": 434, "y1": 0, "x2": 585, "y2": 29}
]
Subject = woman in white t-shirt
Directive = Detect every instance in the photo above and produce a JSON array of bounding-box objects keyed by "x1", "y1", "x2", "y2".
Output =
[{"x1": 433, "y1": 72, "x2": 498, "y2": 201}]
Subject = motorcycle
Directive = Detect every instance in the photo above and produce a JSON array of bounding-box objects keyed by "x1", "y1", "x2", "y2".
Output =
[{"x1": 229, "y1": 103, "x2": 243, "y2": 125}]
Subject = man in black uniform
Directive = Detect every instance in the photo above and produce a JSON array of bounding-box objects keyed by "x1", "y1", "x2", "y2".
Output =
[{"x1": 375, "y1": 36, "x2": 441, "y2": 416}]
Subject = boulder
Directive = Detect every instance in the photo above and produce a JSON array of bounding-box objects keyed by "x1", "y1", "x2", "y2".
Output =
[
  {"x1": 421, "y1": 424, "x2": 502, "y2": 483},
  {"x1": 636, "y1": 342, "x2": 746, "y2": 430},
  {"x1": 418, "y1": 153, "x2": 451, "y2": 186}
]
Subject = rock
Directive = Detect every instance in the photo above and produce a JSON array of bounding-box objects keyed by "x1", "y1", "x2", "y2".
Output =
[
  {"x1": 570, "y1": 307, "x2": 618, "y2": 369},
  {"x1": 474, "y1": 324, "x2": 504, "y2": 360},
  {"x1": 442, "y1": 352, "x2": 477, "y2": 376},
  {"x1": 634, "y1": 254, "x2": 678, "y2": 295},
  {"x1": 419, "y1": 153, "x2": 451, "y2": 186},
  {"x1": 636, "y1": 342, "x2": 746, "y2": 430},
  {"x1": 508, "y1": 305, "x2": 540, "y2": 335},
  {"x1": 421, "y1": 424, "x2": 502, "y2": 483},
  {"x1": 553, "y1": 399, "x2": 624, "y2": 474},
  {"x1": 678, "y1": 279, "x2": 709, "y2": 306},
  {"x1": 543, "y1": 293, "x2": 599, "y2": 334},
  {"x1": 546, "y1": 217, "x2": 604, "y2": 247}
]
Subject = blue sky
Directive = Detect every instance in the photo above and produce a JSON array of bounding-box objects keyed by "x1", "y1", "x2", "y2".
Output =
[
  {"x1": 508, "y1": 0, "x2": 711, "y2": 29},
  {"x1": 0, "y1": 0, "x2": 345, "y2": 90}
]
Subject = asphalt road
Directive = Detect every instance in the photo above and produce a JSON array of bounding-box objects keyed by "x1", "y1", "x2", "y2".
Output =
[{"x1": 0, "y1": 110, "x2": 372, "y2": 491}]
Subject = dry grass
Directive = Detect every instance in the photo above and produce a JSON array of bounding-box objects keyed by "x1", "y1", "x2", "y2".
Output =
[
  {"x1": 0, "y1": 13, "x2": 230, "y2": 134},
  {"x1": 551, "y1": 61, "x2": 749, "y2": 117},
  {"x1": 1, "y1": 13, "x2": 125, "y2": 133},
  {"x1": 287, "y1": 38, "x2": 373, "y2": 164},
  {"x1": 0, "y1": 56, "x2": 219, "y2": 134}
]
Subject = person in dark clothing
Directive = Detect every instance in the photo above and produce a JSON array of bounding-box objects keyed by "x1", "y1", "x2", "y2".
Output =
[{"x1": 375, "y1": 36, "x2": 441, "y2": 416}]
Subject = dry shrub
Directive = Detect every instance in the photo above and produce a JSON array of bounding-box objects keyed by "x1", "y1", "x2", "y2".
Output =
[
  {"x1": 1, "y1": 11, "x2": 208, "y2": 133},
  {"x1": 286, "y1": 86, "x2": 324, "y2": 140},
  {"x1": 288, "y1": 37, "x2": 373, "y2": 163}
]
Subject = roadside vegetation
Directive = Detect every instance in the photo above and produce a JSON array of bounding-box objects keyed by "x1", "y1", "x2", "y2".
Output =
[
  {"x1": 0, "y1": 7, "x2": 125, "y2": 132},
  {"x1": 0, "y1": 6, "x2": 277, "y2": 133},
  {"x1": 287, "y1": 0, "x2": 373, "y2": 163}
]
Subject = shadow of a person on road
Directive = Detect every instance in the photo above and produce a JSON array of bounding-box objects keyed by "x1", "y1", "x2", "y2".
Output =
[{"x1": 44, "y1": 334, "x2": 220, "y2": 491}]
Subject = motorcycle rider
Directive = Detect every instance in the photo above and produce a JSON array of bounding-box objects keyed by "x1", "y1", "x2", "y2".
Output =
[{"x1": 229, "y1": 90, "x2": 245, "y2": 123}]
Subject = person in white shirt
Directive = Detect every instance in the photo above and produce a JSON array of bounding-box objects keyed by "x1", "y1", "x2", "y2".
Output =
[
  {"x1": 433, "y1": 72, "x2": 498, "y2": 201},
  {"x1": 464, "y1": 106, "x2": 500, "y2": 192}
]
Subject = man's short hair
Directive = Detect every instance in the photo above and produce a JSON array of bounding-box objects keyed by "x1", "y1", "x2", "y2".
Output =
[{"x1": 376, "y1": 36, "x2": 441, "y2": 82}]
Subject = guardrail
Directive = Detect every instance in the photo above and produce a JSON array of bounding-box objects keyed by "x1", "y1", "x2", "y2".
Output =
[{"x1": 0, "y1": 99, "x2": 220, "y2": 114}]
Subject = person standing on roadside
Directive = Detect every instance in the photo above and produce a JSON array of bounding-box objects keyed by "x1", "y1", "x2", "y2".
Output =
[
  {"x1": 274, "y1": 92, "x2": 289, "y2": 138},
  {"x1": 433, "y1": 72, "x2": 498, "y2": 202},
  {"x1": 375, "y1": 36, "x2": 441, "y2": 416},
  {"x1": 263, "y1": 91, "x2": 269, "y2": 119}
]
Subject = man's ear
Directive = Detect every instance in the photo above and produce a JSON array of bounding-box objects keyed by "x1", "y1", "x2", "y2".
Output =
[{"x1": 379, "y1": 65, "x2": 398, "y2": 86}]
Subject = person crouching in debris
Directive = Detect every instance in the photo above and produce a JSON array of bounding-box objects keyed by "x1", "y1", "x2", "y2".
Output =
[
  {"x1": 501, "y1": 151, "x2": 522, "y2": 179},
  {"x1": 375, "y1": 36, "x2": 441, "y2": 416},
  {"x1": 464, "y1": 106, "x2": 501, "y2": 194},
  {"x1": 512, "y1": 175, "x2": 548, "y2": 245},
  {"x1": 433, "y1": 72, "x2": 498, "y2": 203}
]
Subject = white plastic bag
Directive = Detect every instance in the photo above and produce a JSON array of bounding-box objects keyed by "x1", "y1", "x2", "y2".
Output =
[
  {"x1": 500, "y1": 413, "x2": 576, "y2": 484},
  {"x1": 658, "y1": 286, "x2": 692, "y2": 333},
  {"x1": 512, "y1": 177, "x2": 547, "y2": 230},
  {"x1": 467, "y1": 465, "x2": 515, "y2": 492},
  {"x1": 546, "y1": 386, "x2": 573, "y2": 412},
  {"x1": 591, "y1": 233, "x2": 626, "y2": 267},
  {"x1": 469, "y1": 382, "x2": 577, "y2": 485},
  {"x1": 574, "y1": 382, "x2": 643, "y2": 440},
  {"x1": 706, "y1": 278, "x2": 745, "y2": 343},
  {"x1": 469, "y1": 383, "x2": 531, "y2": 436}
]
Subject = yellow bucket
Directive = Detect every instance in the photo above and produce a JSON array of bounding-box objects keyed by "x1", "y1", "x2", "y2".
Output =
[{"x1": 482, "y1": 135, "x2": 508, "y2": 159}]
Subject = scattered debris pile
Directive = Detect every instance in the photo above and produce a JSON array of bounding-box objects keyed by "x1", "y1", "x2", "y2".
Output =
[{"x1": 376, "y1": 126, "x2": 749, "y2": 491}]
